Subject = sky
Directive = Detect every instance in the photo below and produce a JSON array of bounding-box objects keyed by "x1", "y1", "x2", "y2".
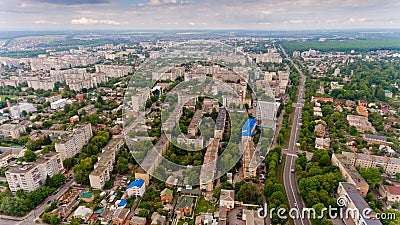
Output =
[{"x1": 0, "y1": 0, "x2": 399, "y2": 30}]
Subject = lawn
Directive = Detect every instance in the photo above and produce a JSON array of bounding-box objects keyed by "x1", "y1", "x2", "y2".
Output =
[{"x1": 194, "y1": 196, "x2": 217, "y2": 215}]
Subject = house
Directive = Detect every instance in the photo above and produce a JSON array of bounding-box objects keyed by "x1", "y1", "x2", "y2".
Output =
[
  {"x1": 151, "y1": 212, "x2": 167, "y2": 225},
  {"x1": 379, "y1": 185, "x2": 400, "y2": 202},
  {"x1": 160, "y1": 188, "x2": 173, "y2": 204},
  {"x1": 79, "y1": 192, "x2": 94, "y2": 203},
  {"x1": 384, "y1": 90, "x2": 393, "y2": 98},
  {"x1": 175, "y1": 196, "x2": 195, "y2": 219},
  {"x1": 314, "y1": 123, "x2": 326, "y2": 137},
  {"x1": 112, "y1": 208, "x2": 130, "y2": 225},
  {"x1": 127, "y1": 178, "x2": 146, "y2": 197},
  {"x1": 219, "y1": 189, "x2": 235, "y2": 210},
  {"x1": 128, "y1": 216, "x2": 147, "y2": 225},
  {"x1": 346, "y1": 137, "x2": 357, "y2": 150},
  {"x1": 362, "y1": 134, "x2": 387, "y2": 145},
  {"x1": 73, "y1": 206, "x2": 93, "y2": 221},
  {"x1": 311, "y1": 96, "x2": 333, "y2": 103},
  {"x1": 315, "y1": 137, "x2": 330, "y2": 150}
]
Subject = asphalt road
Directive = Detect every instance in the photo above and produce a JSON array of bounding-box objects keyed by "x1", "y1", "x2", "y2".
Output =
[{"x1": 280, "y1": 45, "x2": 312, "y2": 225}]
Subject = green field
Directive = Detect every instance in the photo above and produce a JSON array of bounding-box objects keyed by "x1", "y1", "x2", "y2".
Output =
[{"x1": 280, "y1": 38, "x2": 400, "y2": 54}]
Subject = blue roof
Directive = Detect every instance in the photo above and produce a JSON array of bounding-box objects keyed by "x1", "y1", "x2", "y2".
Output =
[
  {"x1": 127, "y1": 178, "x2": 145, "y2": 189},
  {"x1": 242, "y1": 118, "x2": 257, "y2": 137},
  {"x1": 117, "y1": 199, "x2": 127, "y2": 207}
]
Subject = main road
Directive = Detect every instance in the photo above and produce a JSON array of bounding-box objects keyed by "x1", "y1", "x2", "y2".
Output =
[{"x1": 280, "y1": 45, "x2": 311, "y2": 225}]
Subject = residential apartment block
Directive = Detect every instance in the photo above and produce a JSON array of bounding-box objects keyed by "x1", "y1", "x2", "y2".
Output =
[
  {"x1": 332, "y1": 153, "x2": 369, "y2": 197},
  {"x1": 341, "y1": 151, "x2": 400, "y2": 176},
  {"x1": 55, "y1": 122, "x2": 93, "y2": 160},
  {"x1": 5, "y1": 152, "x2": 64, "y2": 194},
  {"x1": 337, "y1": 182, "x2": 382, "y2": 225},
  {"x1": 200, "y1": 138, "x2": 220, "y2": 192},
  {"x1": 89, "y1": 138, "x2": 124, "y2": 189}
]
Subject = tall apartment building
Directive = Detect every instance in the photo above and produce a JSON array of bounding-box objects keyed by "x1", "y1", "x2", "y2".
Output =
[
  {"x1": 6, "y1": 152, "x2": 64, "y2": 194},
  {"x1": 94, "y1": 65, "x2": 133, "y2": 78},
  {"x1": 200, "y1": 138, "x2": 220, "y2": 192},
  {"x1": 255, "y1": 100, "x2": 276, "y2": 128},
  {"x1": 89, "y1": 138, "x2": 124, "y2": 189},
  {"x1": 187, "y1": 110, "x2": 204, "y2": 137},
  {"x1": 55, "y1": 122, "x2": 93, "y2": 160},
  {"x1": 131, "y1": 88, "x2": 150, "y2": 112},
  {"x1": 214, "y1": 108, "x2": 227, "y2": 140}
]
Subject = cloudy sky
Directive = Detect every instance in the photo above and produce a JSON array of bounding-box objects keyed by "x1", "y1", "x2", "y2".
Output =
[{"x1": 0, "y1": 0, "x2": 399, "y2": 30}]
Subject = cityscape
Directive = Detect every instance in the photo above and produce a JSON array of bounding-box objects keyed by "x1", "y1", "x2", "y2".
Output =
[{"x1": 1, "y1": 1, "x2": 400, "y2": 225}]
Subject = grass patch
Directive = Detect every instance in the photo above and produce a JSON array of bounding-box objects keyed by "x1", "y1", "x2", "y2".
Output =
[{"x1": 194, "y1": 196, "x2": 217, "y2": 215}]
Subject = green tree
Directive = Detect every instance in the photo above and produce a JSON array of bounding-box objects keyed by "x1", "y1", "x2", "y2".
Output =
[
  {"x1": 359, "y1": 168, "x2": 382, "y2": 188},
  {"x1": 0, "y1": 196, "x2": 28, "y2": 217},
  {"x1": 117, "y1": 157, "x2": 129, "y2": 174},
  {"x1": 24, "y1": 150, "x2": 37, "y2": 162}
]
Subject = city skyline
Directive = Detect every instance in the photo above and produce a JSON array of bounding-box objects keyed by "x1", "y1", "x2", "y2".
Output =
[{"x1": 1, "y1": 0, "x2": 400, "y2": 30}]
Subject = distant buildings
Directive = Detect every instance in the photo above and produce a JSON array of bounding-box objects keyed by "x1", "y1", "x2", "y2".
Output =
[
  {"x1": 131, "y1": 88, "x2": 150, "y2": 112},
  {"x1": 55, "y1": 122, "x2": 93, "y2": 160},
  {"x1": 340, "y1": 151, "x2": 400, "y2": 176},
  {"x1": 187, "y1": 110, "x2": 204, "y2": 137},
  {"x1": 94, "y1": 65, "x2": 132, "y2": 78},
  {"x1": 50, "y1": 98, "x2": 68, "y2": 110},
  {"x1": 6, "y1": 152, "x2": 64, "y2": 194},
  {"x1": 0, "y1": 124, "x2": 25, "y2": 139}
]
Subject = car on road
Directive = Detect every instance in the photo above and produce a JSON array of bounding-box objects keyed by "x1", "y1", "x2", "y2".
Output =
[
  {"x1": 47, "y1": 200, "x2": 52, "y2": 204},
  {"x1": 53, "y1": 190, "x2": 59, "y2": 195},
  {"x1": 294, "y1": 202, "x2": 297, "y2": 207},
  {"x1": 296, "y1": 143, "x2": 300, "y2": 147},
  {"x1": 291, "y1": 169, "x2": 295, "y2": 173}
]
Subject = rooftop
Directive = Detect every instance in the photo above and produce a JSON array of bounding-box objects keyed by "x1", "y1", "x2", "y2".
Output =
[
  {"x1": 128, "y1": 178, "x2": 145, "y2": 189},
  {"x1": 242, "y1": 118, "x2": 257, "y2": 137}
]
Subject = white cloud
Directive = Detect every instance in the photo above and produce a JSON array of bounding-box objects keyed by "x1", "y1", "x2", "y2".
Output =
[
  {"x1": 288, "y1": 20, "x2": 304, "y2": 24},
  {"x1": 70, "y1": 17, "x2": 125, "y2": 25},
  {"x1": 33, "y1": 20, "x2": 59, "y2": 24}
]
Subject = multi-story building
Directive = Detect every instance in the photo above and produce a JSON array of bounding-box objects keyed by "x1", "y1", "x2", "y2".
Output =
[
  {"x1": 219, "y1": 189, "x2": 235, "y2": 210},
  {"x1": 27, "y1": 78, "x2": 55, "y2": 90},
  {"x1": 55, "y1": 122, "x2": 92, "y2": 160},
  {"x1": 187, "y1": 110, "x2": 204, "y2": 137},
  {"x1": 94, "y1": 65, "x2": 133, "y2": 78},
  {"x1": 50, "y1": 98, "x2": 68, "y2": 110},
  {"x1": 89, "y1": 138, "x2": 124, "y2": 189},
  {"x1": 214, "y1": 108, "x2": 227, "y2": 140},
  {"x1": 332, "y1": 153, "x2": 369, "y2": 197},
  {"x1": 0, "y1": 124, "x2": 26, "y2": 139},
  {"x1": 362, "y1": 134, "x2": 387, "y2": 145},
  {"x1": 337, "y1": 182, "x2": 382, "y2": 225},
  {"x1": 347, "y1": 115, "x2": 376, "y2": 133},
  {"x1": 6, "y1": 152, "x2": 64, "y2": 194},
  {"x1": 9, "y1": 103, "x2": 36, "y2": 118},
  {"x1": 127, "y1": 178, "x2": 146, "y2": 197},
  {"x1": 341, "y1": 151, "x2": 400, "y2": 176},
  {"x1": 131, "y1": 88, "x2": 150, "y2": 112},
  {"x1": 200, "y1": 138, "x2": 220, "y2": 192},
  {"x1": 241, "y1": 118, "x2": 258, "y2": 179}
]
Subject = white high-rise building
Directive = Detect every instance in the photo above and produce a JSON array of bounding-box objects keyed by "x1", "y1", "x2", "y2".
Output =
[
  {"x1": 55, "y1": 122, "x2": 93, "y2": 160},
  {"x1": 6, "y1": 152, "x2": 64, "y2": 194}
]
